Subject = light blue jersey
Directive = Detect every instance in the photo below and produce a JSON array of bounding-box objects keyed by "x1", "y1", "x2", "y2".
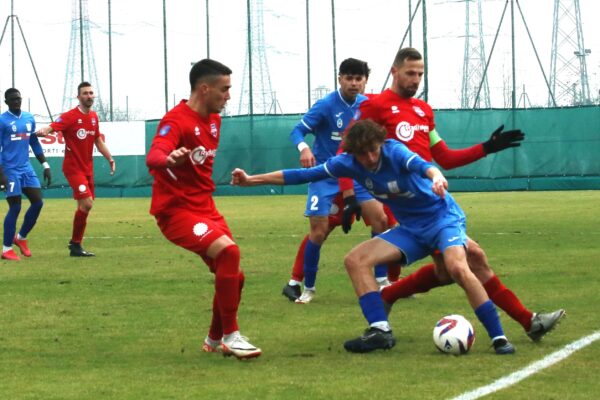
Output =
[
  {"x1": 290, "y1": 90, "x2": 371, "y2": 216},
  {"x1": 290, "y1": 90, "x2": 367, "y2": 164},
  {"x1": 283, "y1": 140, "x2": 468, "y2": 263},
  {"x1": 0, "y1": 110, "x2": 42, "y2": 173},
  {"x1": 0, "y1": 110, "x2": 43, "y2": 196}
]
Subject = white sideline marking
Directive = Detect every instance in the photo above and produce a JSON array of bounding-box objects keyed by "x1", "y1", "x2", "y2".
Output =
[{"x1": 450, "y1": 331, "x2": 600, "y2": 400}]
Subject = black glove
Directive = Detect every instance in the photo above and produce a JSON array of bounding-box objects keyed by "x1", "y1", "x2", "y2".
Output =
[
  {"x1": 482, "y1": 125, "x2": 525, "y2": 154},
  {"x1": 341, "y1": 195, "x2": 362, "y2": 234},
  {"x1": 43, "y1": 168, "x2": 52, "y2": 187}
]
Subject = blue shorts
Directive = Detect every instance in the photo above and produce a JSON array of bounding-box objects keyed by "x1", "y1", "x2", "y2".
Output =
[
  {"x1": 377, "y1": 203, "x2": 467, "y2": 265},
  {"x1": 3, "y1": 168, "x2": 41, "y2": 198},
  {"x1": 304, "y1": 177, "x2": 373, "y2": 217}
]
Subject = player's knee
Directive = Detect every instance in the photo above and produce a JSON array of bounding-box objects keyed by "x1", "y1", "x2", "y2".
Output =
[
  {"x1": 344, "y1": 250, "x2": 365, "y2": 273},
  {"x1": 215, "y1": 244, "x2": 241, "y2": 276},
  {"x1": 31, "y1": 200, "x2": 43, "y2": 211},
  {"x1": 7, "y1": 202, "x2": 22, "y2": 216},
  {"x1": 467, "y1": 242, "x2": 489, "y2": 271}
]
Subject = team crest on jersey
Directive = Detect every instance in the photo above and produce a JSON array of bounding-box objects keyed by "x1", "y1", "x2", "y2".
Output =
[
  {"x1": 194, "y1": 126, "x2": 201, "y2": 136},
  {"x1": 11, "y1": 124, "x2": 17, "y2": 132},
  {"x1": 391, "y1": 105, "x2": 400, "y2": 114},
  {"x1": 193, "y1": 223, "x2": 209, "y2": 237},
  {"x1": 91, "y1": 118, "x2": 97, "y2": 126},
  {"x1": 210, "y1": 123, "x2": 218, "y2": 137},
  {"x1": 159, "y1": 125, "x2": 171, "y2": 136},
  {"x1": 77, "y1": 128, "x2": 87, "y2": 139},
  {"x1": 365, "y1": 178, "x2": 374, "y2": 190},
  {"x1": 336, "y1": 118, "x2": 343, "y2": 129},
  {"x1": 353, "y1": 110, "x2": 362, "y2": 121},
  {"x1": 413, "y1": 106, "x2": 425, "y2": 117},
  {"x1": 25, "y1": 123, "x2": 32, "y2": 132},
  {"x1": 190, "y1": 145, "x2": 217, "y2": 165}
]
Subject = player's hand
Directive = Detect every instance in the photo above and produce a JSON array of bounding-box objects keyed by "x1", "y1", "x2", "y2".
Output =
[
  {"x1": 341, "y1": 195, "x2": 361, "y2": 234},
  {"x1": 108, "y1": 159, "x2": 116, "y2": 175},
  {"x1": 230, "y1": 168, "x2": 249, "y2": 186},
  {"x1": 166, "y1": 147, "x2": 190, "y2": 167},
  {"x1": 431, "y1": 175, "x2": 447, "y2": 199},
  {"x1": 299, "y1": 148, "x2": 316, "y2": 168},
  {"x1": 0, "y1": 172, "x2": 6, "y2": 191},
  {"x1": 35, "y1": 126, "x2": 52, "y2": 137},
  {"x1": 43, "y1": 167, "x2": 52, "y2": 187},
  {"x1": 482, "y1": 125, "x2": 525, "y2": 154}
]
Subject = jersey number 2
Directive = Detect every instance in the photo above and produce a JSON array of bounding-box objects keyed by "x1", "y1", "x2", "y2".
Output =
[{"x1": 310, "y1": 195, "x2": 319, "y2": 211}]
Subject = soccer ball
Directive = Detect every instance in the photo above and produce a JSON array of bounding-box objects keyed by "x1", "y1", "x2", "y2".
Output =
[{"x1": 433, "y1": 314, "x2": 475, "y2": 355}]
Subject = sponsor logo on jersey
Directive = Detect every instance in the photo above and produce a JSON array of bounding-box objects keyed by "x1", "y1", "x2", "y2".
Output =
[
  {"x1": 210, "y1": 123, "x2": 218, "y2": 137},
  {"x1": 413, "y1": 106, "x2": 425, "y2": 117},
  {"x1": 391, "y1": 105, "x2": 400, "y2": 114},
  {"x1": 330, "y1": 131, "x2": 342, "y2": 141},
  {"x1": 395, "y1": 121, "x2": 430, "y2": 142},
  {"x1": 159, "y1": 125, "x2": 171, "y2": 136},
  {"x1": 193, "y1": 222, "x2": 209, "y2": 237},
  {"x1": 190, "y1": 145, "x2": 217, "y2": 165},
  {"x1": 77, "y1": 128, "x2": 88, "y2": 139}
]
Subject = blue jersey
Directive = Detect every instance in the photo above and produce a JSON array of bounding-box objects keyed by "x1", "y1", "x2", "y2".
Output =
[
  {"x1": 0, "y1": 110, "x2": 42, "y2": 173},
  {"x1": 283, "y1": 139, "x2": 463, "y2": 227},
  {"x1": 290, "y1": 90, "x2": 367, "y2": 164}
]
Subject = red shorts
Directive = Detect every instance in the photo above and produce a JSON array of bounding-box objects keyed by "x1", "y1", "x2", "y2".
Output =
[
  {"x1": 155, "y1": 208, "x2": 233, "y2": 266},
  {"x1": 65, "y1": 173, "x2": 95, "y2": 200}
]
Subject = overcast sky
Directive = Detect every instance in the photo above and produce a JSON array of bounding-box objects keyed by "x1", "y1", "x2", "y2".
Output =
[{"x1": 0, "y1": 0, "x2": 598, "y2": 121}]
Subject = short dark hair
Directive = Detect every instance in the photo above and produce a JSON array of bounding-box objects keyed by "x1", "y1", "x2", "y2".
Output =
[
  {"x1": 393, "y1": 47, "x2": 422, "y2": 67},
  {"x1": 342, "y1": 120, "x2": 387, "y2": 154},
  {"x1": 77, "y1": 81, "x2": 92, "y2": 95},
  {"x1": 339, "y1": 58, "x2": 370, "y2": 77},
  {"x1": 4, "y1": 88, "x2": 20, "y2": 100},
  {"x1": 189, "y1": 59, "x2": 232, "y2": 90}
]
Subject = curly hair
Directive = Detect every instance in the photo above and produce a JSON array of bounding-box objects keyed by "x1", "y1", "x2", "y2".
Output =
[{"x1": 342, "y1": 119, "x2": 387, "y2": 154}]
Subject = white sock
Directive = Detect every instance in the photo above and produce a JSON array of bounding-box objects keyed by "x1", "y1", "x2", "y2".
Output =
[
  {"x1": 16, "y1": 233, "x2": 25, "y2": 240},
  {"x1": 288, "y1": 279, "x2": 301, "y2": 286},
  {"x1": 304, "y1": 286, "x2": 315, "y2": 292},
  {"x1": 370, "y1": 321, "x2": 391, "y2": 332},
  {"x1": 3, "y1": 246, "x2": 12, "y2": 253}
]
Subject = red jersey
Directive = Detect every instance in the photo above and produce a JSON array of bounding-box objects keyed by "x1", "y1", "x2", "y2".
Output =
[
  {"x1": 51, "y1": 107, "x2": 100, "y2": 176},
  {"x1": 357, "y1": 89, "x2": 436, "y2": 161},
  {"x1": 147, "y1": 100, "x2": 221, "y2": 217}
]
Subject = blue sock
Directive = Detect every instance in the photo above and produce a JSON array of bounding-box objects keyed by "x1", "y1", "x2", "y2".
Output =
[
  {"x1": 4, "y1": 202, "x2": 22, "y2": 247},
  {"x1": 19, "y1": 201, "x2": 43, "y2": 238},
  {"x1": 358, "y1": 291, "x2": 388, "y2": 326},
  {"x1": 303, "y1": 239, "x2": 321, "y2": 288},
  {"x1": 475, "y1": 300, "x2": 505, "y2": 339},
  {"x1": 371, "y1": 232, "x2": 387, "y2": 279}
]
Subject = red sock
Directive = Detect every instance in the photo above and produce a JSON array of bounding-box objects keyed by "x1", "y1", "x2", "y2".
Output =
[
  {"x1": 291, "y1": 235, "x2": 309, "y2": 282},
  {"x1": 381, "y1": 263, "x2": 441, "y2": 303},
  {"x1": 214, "y1": 245, "x2": 241, "y2": 335},
  {"x1": 71, "y1": 209, "x2": 89, "y2": 243},
  {"x1": 387, "y1": 262, "x2": 401, "y2": 282},
  {"x1": 483, "y1": 275, "x2": 533, "y2": 331},
  {"x1": 208, "y1": 293, "x2": 223, "y2": 341}
]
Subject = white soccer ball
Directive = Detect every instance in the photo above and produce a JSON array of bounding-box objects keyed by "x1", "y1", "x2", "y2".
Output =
[{"x1": 433, "y1": 314, "x2": 475, "y2": 355}]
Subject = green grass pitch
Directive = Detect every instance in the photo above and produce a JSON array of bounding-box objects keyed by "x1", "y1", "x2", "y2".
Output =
[{"x1": 0, "y1": 191, "x2": 599, "y2": 399}]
